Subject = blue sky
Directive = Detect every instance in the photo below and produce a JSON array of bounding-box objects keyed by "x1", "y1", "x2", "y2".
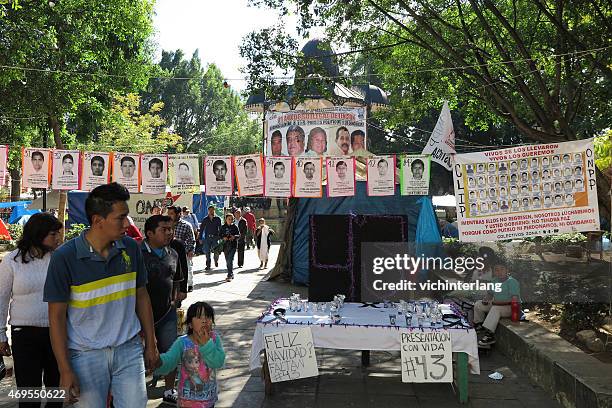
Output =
[{"x1": 153, "y1": 0, "x2": 302, "y2": 91}]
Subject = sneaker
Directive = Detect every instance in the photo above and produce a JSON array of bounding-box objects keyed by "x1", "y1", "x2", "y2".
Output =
[
  {"x1": 188, "y1": 286, "x2": 193, "y2": 292},
  {"x1": 205, "y1": 266, "x2": 211, "y2": 271},
  {"x1": 225, "y1": 277, "x2": 232, "y2": 282},
  {"x1": 163, "y1": 389, "x2": 178, "y2": 404},
  {"x1": 215, "y1": 260, "x2": 219, "y2": 267},
  {"x1": 478, "y1": 333, "x2": 496, "y2": 346}
]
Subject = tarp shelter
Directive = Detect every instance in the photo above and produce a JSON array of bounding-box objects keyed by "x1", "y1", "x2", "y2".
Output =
[
  {"x1": 275, "y1": 182, "x2": 441, "y2": 285},
  {"x1": 5, "y1": 202, "x2": 39, "y2": 224}
]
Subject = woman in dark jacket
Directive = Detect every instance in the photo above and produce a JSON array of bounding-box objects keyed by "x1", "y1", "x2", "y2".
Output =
[{"x1": 219, "y1": 213, "x2": 240, "y2": 282}]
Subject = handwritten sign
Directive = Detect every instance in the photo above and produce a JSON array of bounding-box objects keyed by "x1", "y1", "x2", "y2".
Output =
[
  {"x1": 263, "y1": 327, "x2": 318, "y2": 383},
  {"x1": 400, "y1": 330, "x2": 452, "y2": 383}
]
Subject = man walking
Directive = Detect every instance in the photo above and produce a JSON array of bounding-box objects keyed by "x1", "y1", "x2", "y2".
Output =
[
  {"x1": 243, "y1": 207, "x2": 256, "y2": 250},
  {"x1": 142, "y1": 215, "x2": 187, "y2": 404},
  {"x1": 199, "y1": 204, "x2": 221, "y2": 271},
  {"x1": 234, "y1": 209, "x2": 248, "y2": 268},
  {"x1": 44, "y1": 183, "x2": 157, "y2": 407},
  {"x1": 167, "y1": 206, "x2": 196, "y2": 292}
]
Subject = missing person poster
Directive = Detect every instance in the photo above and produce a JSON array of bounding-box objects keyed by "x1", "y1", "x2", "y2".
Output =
[
  {"x1": 326, "y1": 157, "x2": 356, "y2": 197},
  {"x1": 293, "y1": 157, "x2": 322, "y2": 198},
  {"x1": 22, "y1": 148, "x2": 51, "y2": 189},
  {"x1": 82, "y1": 152, "x2": 111, "y2": 191},
  {"x1": 367, "y1": 155, "x2": 396, "y2": 196},
  {"x1": 266, "y1": 107, "x2": 367, "y2": 157},
  {"x1": 453, "y1": 139, "x2": 600, "y2": 241},
  {"x1": 400, "y1": 155, "x2": 430, "y2": 195},
  {"x1": 264, "y1": 157, "x2": 292, "y2": 197},
  {"x1": 52, "y1": 150, "x2": 80, "y2": 190},
  {"x1": 234, "y1": 154, "x2": 264, "y2": 196},
  {"x1": 113, "y1": 153, "x2": 141, "y2": 193},
  {"x1": 204, "y1": 156, "x2": 233, "y2": 196},
  {"x1": 169, "y1": 154, "x2": 200, "y2": 193},
  {"x1": 140, "y1": 154, "x2": 167, "y2": 194},
  {"x1": 0, "y1": 145, "x2": 8, "y2": 185}
]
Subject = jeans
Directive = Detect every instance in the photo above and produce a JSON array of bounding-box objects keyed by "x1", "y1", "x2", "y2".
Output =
[
  {"x1": 69, "y1": 335, "x2": 147, "y2": 408},
  {"x1": 224, "y1": 247, "x2": 236, "y2": 278},
  {"x1": 155, "y1": 307, "x2": 178, "y2": 353},
  {"x1": 203, "y1": 236, "x2": 220, "y2": 268},
  {"x1": 11, "y1": 326, "x2": 61, "y2": 408}
]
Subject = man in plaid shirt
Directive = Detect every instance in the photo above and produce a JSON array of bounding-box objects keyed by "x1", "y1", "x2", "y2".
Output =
[{"x1": 167, "y1": 206, "x2": 196, "y2": 291}]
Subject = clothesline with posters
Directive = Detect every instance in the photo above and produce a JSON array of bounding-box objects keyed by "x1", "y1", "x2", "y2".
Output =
[{"x1": 15, "y1": 147, "x2": 432, "y2": 198}]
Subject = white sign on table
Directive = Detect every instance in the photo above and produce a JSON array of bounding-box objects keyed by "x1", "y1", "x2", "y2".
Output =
[
  {"x1": 263, "y1": 327, "x2": 318, "y2": 383},
  {"x1": 400, "y1": 330, "x2": 453, "y2": 383}
]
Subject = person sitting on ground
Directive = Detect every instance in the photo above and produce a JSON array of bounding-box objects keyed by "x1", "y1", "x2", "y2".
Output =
[
  {"x1": 255, "y1": 218, "x2": 275, "y2": 269},
  {"x1": 473, "y1": 258, "x2": 521, "y2": 346}
]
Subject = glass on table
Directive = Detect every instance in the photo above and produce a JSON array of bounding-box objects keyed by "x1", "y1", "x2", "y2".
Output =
[{"x1": 389, "y1": 314, "x2": 397, "y2": 325}]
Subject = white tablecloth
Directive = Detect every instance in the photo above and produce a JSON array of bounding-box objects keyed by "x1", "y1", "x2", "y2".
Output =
[{"x1": 249, "y1": 300, "x2": 480, "y2": 374}]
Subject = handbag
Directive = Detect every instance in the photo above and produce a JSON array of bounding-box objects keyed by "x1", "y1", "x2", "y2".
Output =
[{"x1": 0, "y1": 356, "x2": 6, "y2": 381}]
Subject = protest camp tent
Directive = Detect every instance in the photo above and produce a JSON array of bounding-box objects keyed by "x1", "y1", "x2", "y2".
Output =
[{"x1": 268, "y1": 172, "x2": 442, "y2": 285}]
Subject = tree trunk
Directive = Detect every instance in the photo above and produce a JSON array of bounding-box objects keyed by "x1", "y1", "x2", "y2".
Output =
[
  {"x1": 9, "y1": 168, "x2": 21, "y2": 201},
  {"x1": 49, "y1": 116, "x2": 68, "y2": 241},
  {"x1": 595, "y1": 166, "x2": 610, "y2": 224}
]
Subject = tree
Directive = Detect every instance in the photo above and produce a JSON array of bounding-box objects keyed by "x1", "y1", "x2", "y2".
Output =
[
  {"x1": 242, "y1": 0, "x2": 612, "y2": 213},
  {"x1": 80, "y1": 93, "x2": 182, "y2": 154},
  {"x1": 142, "y1": 50, "x2": 262, "y2": 155}
]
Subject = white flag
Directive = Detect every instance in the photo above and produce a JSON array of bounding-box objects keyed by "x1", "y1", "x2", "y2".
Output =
[{"x1": 422, "y1": 101, "x2": 455, "y2": 170}]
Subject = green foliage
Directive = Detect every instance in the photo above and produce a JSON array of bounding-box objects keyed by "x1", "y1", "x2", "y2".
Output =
[
  {"x1": 142, "y1": 50, "x2": 261, "y2": 155},
  {"x1": 560, "y1": 301, "x2": 608, "y2": 334},
  {"x1": 81, "y1": 93, "x2": 182, "y2": 154},
  {"x1": 6, "y1": 223, "x2": 21, "y2": 241},
  {"x1": 65, "y1": 224, "x2": 87, "y2": 241},
  {"x1": 594, "y1": 130, "x2": 612, "y2": 174},
  {"x1": 442, "y1": 238, "x2": 479, "y2": 258}
]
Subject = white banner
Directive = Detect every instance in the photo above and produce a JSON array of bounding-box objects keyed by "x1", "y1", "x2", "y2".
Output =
[
  {"x1": 113, "y1": 153, "x2": 141, "y2": 193},
  {"x1": 422, "y1": 101, "x2": 455, "y2": 170},
  {"x1": 266, "y1": 107, "x2": 367, "y2": 157},
  {"x1": 326, "y1": 157, "x2": 356, "y2": 197},
  {"x1": 264, "y1": 157, "x2": 292, "y2": 197},
  {"x1": 454, "y1": 139, "x2": 600, "y2": 241},
  {"x1": 0, "y1": 146, "x2": 8, "y2": 186},
  {"x1": 367, "y1": 155, "x2": 396, "y2": 196},
  {"x1": 234, "y1": 154, "x2": 264, "y2": 196},
  {"x1": 263, "y1": 327, "x2": 319, "y2": 383},
  {"x1": 169, "y1": 154, "x2": 200, "y2": 193},
  {"x1": 140, "y1": 154, "x2": 167, "y2": 194},
  {"x1": 293, "y1": 157, "x2": 322, "y2": 198},
  {"x1": 400, "y1": 330, "x2": 453, "y2": 383},
  {"x1": 400, "y1": 155, "x2": 430, "y2": 196},
  {"x1": 22, "y1": 148, "x2": 51, "y2": 189},
  {"x1": 128, "y1": 192, "x2": 193, "y2": 230},
  {"x1": 51, "y1": 150, "x2": 80, "y2": 190},
  {"x1": 204, "y1": 156, "x2": 233, "y2": 196},
  {"x1": 82, "y1": 152, "x2": 111, "y2": 191}
]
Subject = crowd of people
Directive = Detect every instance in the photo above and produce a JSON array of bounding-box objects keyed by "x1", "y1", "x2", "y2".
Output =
[{"x1": 0, "y1": 182, "x2": 274, "y2": 408}]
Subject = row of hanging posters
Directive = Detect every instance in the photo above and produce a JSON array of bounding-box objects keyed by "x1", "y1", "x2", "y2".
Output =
[
  {"x1": 17, "y1": 148, "x2": 431, "y2": 197},
  {"x1": 265, "y1": 107, "x2": 368, "y2": 157},
  {"x1": 453, "y1": 138, "x2": 600, "y2": 242}
]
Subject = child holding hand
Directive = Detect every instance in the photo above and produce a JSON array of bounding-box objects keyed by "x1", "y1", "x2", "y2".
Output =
[{"x1": 155, "y1": 302, "x2": 225, "y2": 407}]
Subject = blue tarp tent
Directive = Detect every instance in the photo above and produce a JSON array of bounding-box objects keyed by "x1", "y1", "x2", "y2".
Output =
[{"x1": 292, "y1": 182, "x2": 441, "y2": 285}]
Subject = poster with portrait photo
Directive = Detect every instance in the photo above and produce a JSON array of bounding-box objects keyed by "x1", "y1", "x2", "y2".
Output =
[
  {"x1": 453, "y1": 138, "x2": 599, "y2": 242},
  {"x1": 204, "y1": 156, "x2": 233, "y2": 196},
  {"x1": 140, "y1": 154, "x2": 167, "y2": 194},
  {"x1": 264, "y1": 156, "x2": 292, "y2": 198},
  {"x1": 234, "y1": 154, "x2": 264, "y2": 196},
  {"x1": 399, "y1": 155, "x2": 430, "y2": 196},
  {"x1": 0, "y1": 145, "x2": 8, "y2": 185},
  {"x1": 169, "y1": 154, "x2": 200, "y2": 193},
  {"x1": 367, "y1": 155, "x2": 396, "y2": 196},
  {"x1": 293, "y1": 157, "x2": 322, "y2": 198},
  {"x1": 265, "y1": 107, "x2": 367, "y2": 157},
  {"x1": 22, "y1": 148, "x2": 51, "y2": 189},
  {"x1": 51, "y1": 150, "x2": 80, "y2": 190},
  {"x1": 82, "y1": 151, "x2": 110, "y2": 191},
  {"x1": 326, "y1": 157, "x2": 356, "y2": 197},
  {"x1": 113, "y1": 153, "x2": 141, "y2": 193}
]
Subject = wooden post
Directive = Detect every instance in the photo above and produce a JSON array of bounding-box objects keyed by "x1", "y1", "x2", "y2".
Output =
[{"x1": 455, "y1": 352, "x2": 469, "y2": 404}]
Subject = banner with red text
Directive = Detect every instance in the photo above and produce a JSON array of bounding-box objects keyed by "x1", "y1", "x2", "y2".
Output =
[{"x1": 453, "y1": 139, "x2": 599, "y2": 242}]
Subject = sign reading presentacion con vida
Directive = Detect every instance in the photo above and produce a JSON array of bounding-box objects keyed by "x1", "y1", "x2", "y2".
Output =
[
  {"x1": 263, "y1": 327, "x2": 318, "y2": 383},
  {"x1": 453, "y1": 138, "x2": 600, "y2": 242},
  {"x1": 400, "y1": 330, "x2": 453, "y2": 383}
]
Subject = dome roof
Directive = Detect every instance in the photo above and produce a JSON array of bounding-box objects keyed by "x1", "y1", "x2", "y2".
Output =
[{"x1": 299, "y1": 39, "x2": 340, "y2": 78}]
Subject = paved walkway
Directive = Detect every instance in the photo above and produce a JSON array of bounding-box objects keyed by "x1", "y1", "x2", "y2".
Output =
[{"x1": 1, "y1": 245, "x2": 562, "y2": 407}]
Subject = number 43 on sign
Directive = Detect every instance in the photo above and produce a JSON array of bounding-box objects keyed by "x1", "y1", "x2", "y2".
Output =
[{"x1": 400, "y1": 330, "x2": 453, "y2": 383}]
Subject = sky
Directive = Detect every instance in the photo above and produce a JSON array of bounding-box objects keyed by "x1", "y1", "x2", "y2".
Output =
[{"x1": 153, "y1": 0, "x2": 301, "y2": 92}]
